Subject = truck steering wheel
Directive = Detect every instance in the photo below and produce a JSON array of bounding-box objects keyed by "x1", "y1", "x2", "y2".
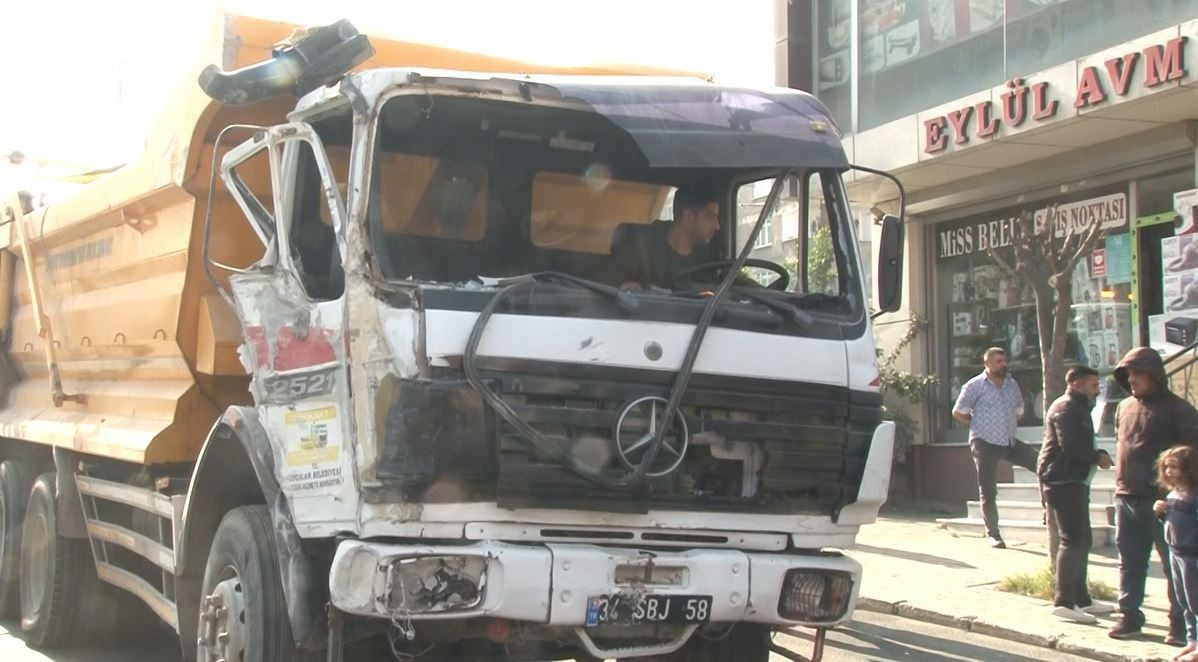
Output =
[{"x1": 672, "y1": 258, "x2": 791, "y2": 291}]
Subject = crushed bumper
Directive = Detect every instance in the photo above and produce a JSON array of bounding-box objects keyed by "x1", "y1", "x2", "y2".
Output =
[{"x1": 328, "y1": 539, "x2": 862, "y2": 629}]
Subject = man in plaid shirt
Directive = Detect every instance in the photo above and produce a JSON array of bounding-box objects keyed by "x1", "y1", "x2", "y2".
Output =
[{"x1": 953, "y1": 347, "x2": 1039, "y2": 548}]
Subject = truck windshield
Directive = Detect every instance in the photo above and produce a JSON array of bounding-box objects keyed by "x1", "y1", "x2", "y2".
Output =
[{"x1": 367, "y1": 93, "x2": 863, "y2": 318}]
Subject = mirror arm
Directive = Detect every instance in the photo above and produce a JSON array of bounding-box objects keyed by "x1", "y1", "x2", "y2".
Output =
[
  {"x1": 849, "y1": 162, "x2": 906, "y2": 319},
  {"x1": 849, "y1": 163, "x2": 906, "y2": 220}
]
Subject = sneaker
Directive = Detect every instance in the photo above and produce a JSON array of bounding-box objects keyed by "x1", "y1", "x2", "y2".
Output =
[
  {"x1": 1108, "y1": 617, "x2": 1143, "y2": 639},
  {"x1": 1081, "y1": 601, "x2": 1116, "y2": 616},
  {"x1": 1165, "y1": 632, "x2": 1188, "y2": 647},
  {"x1": 1053, "y1": 606, "x2": 1098, "y2": 624},
  {"x1": 988, "y1": 537, "x2": 1006, "y2": 549}
]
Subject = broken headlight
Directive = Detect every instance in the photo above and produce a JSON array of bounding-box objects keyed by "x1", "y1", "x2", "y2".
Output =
[
  {"x1": 777, "y1": 569, "x2": 853, "y2": 622},
  {"x1": 384, "y1": 556, "x2": 488, "y2": 613}
]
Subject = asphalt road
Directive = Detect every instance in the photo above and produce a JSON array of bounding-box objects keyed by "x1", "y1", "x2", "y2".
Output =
[{"x1": 1, "y1": 610, "x2": 1091, "y2": 661}]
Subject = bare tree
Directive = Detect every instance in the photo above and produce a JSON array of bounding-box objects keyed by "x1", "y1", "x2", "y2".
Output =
[
  {"x1": 988, "y1": 207, "x2": 1105, "y2": 569},
  {"x1": 987, "y1": 206, "x2": 1106, "y2": 418}
]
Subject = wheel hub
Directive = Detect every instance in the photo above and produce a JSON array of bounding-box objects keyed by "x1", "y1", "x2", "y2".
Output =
[{"x1": 198, "y1": 574, "x2": 247, "y2": 662}]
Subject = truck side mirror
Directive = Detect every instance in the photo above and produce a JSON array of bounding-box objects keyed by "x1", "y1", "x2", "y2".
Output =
[
  {"x1": 848, "y1": 164, "x2": 906, "y2": 319},
  {"x1": 875, "y1": 213, "x2": 903, "y2": 314}
]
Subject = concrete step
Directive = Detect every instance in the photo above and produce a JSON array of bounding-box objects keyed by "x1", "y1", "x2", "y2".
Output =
[
  {"x1": 1097, "y1": 437, "x2": 1117, "y2": 455},
  {"x1": 997, "y1": 482, "x2": 1116, "y2": 505},
  {"x1": 967, "y1": 500, "x2": 1114, "y2": 527},
  {"x1": 936, "y1": 517, "x2": 1115, "y2": 548},
  {"x1": 1012, "y1": 466, "x2": 1116, "y2": 487}
]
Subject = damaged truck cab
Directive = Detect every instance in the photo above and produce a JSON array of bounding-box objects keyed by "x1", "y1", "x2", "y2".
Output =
[
  {"x1": 216, "y1": 67, "x2": 904, "y2": 659},
  {"x1": 0, "y1": 18, "x2": 903, "y2": 662}
]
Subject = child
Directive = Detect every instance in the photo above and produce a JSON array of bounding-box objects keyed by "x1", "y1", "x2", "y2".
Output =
[{"x1": 1155, "y1": 446, "x2": 1198, "y2": 662}]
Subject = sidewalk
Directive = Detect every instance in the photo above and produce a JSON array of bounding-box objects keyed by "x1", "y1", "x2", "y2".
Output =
[{"x1": 853, "y1": 514, "x2": 1178, "y2": 662}]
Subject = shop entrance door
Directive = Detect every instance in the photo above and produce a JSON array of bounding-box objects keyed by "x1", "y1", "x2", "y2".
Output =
[{"x1": 1133, "y1": 212, "x2": 1177, "y2": 346}]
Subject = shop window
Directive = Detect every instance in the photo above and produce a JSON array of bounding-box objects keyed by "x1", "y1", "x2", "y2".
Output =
[
  {"x1": 1006, "y1": 0, "x2": 1198, "y2": 80},
  {"x1": 1139, "y1": 169, "x2": 1196, "y2": 218},
  {"x1": 816, "y1": 0, "x2": 853, "y2": 130},
  {"x1": 827, "y1": 0, "x2": 1198, "y2": 133},
  {"x1": 933, "y1": 186, "x2": 1133, "y2": 442},
  {"x1": 857, "y1": 0, "x2": 1006, "y2": 131}
]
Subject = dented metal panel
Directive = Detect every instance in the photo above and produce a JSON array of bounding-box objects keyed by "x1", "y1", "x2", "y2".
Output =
[{"x1": 227, "y1": 270, "x2": 358, "y2": 525}]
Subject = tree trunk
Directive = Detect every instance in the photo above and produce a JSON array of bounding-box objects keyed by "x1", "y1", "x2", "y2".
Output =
[
  {"x1": 1032, "y1": 284, "x2": 1058, "y2": 418},
  {"x1": 1044, "y1": 281, "x2": 1072, "y2": 415}
]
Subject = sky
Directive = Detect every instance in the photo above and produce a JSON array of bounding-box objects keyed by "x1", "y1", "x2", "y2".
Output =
[{"x1": 0, "y1": 0, "x2": 776, "y2": 174}]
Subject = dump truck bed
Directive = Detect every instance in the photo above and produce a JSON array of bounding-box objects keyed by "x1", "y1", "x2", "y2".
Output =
[{"x1": 0, "y1": 15, "x2": 704, "y2": 465}]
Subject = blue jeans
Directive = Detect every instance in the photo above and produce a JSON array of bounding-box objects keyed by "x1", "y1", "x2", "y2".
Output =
[
  {"x1": 1171, "y1": 553, "x2": 1198, "y2": 645},
  {"x1": 1116, "y1": 495, "x2": 1183, "y2": 633}
]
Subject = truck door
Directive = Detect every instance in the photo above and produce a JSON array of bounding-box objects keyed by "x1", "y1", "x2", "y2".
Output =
[{"x1": 217, "y1": 124, "x2": 356, "y2": 523}]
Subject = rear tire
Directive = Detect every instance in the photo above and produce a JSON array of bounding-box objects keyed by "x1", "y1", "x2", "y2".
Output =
[
  {"x1": 197, "y1": 505, "x2": 322, "y2": 662},
  {"x1": 0, "y1": 459, "x2": 34, "y2": 619},
  {"x1": 19, "y1": 473, "x2": 91, "y2": 648}
]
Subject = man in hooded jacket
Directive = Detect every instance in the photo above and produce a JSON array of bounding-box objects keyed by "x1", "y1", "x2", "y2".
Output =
[{"x1": 1109, "y1": 347, "x2": 1198, "y2": 643}]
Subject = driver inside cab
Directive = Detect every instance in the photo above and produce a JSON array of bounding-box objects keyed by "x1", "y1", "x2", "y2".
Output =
[{"x1": 601, "y1": 186, "x2": 721, "y2": 291}]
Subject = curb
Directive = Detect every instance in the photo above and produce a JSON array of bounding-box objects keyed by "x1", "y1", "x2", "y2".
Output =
[{"x1": 856, "y1": 596, "x2": 1162, "y2": 662}]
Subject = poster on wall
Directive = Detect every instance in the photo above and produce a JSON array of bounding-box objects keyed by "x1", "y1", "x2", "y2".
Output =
[
  {"x1": 859, "y1": 1, "x2": 925, "y2": 74},
  {"x1": 829, "y1": 0, "x2": 1067, "y2": 81},
  {"x1": 1175, "y1": 188, "x2": 1198, "y2": 235},
  {"x1": 819, "y1": 0, "x2": 853, "y2": 89},
  {"x1": 1154, "y1": 205, "x2": 1198, "y2": 352},
  {"x1": 1105, "y1": 234, "x2": 1132, "y2": 285}
]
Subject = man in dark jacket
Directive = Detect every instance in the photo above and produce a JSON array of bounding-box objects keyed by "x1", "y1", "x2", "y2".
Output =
[
  {"x1": 1109, "y1": 347, "x2": 1198, "y2": 643},
  {"x1": 1039, "y1": 365, "x2": 1113, "y2": 623},
  {"x1": 602, "y1": 186, "x2": 720, "y2": 291}
]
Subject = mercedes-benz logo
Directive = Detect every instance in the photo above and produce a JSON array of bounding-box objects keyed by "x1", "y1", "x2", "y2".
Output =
[{"x1": 613, "y1": 396, "x2": 689, "y2": 477}]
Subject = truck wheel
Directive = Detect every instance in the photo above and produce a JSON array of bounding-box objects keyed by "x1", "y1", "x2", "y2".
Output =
[
  {"x1": 671, "y1": 623, "x2": 771, "y2": 662},
  {"x1": 197, "y1": 505, "x2": 321, "y2": 662},
  {"x1": 20, "y1": 473, "x2": 90, "y2": 648},
  {"x1": 0, "y1": 459, "x2": 34, "y2": 619}
]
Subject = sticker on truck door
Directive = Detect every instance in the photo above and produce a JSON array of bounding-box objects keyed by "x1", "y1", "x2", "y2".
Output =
[{"x1": 279, "y1": 404, "x2": 344, "y2": 494}]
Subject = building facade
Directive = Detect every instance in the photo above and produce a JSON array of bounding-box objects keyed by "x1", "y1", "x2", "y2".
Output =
[{"x1": 773, "y1": 0, "x2": 1198, "y2": 502}]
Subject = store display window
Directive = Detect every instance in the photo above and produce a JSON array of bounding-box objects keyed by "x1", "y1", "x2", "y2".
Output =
[{"x1": 932, "y1": 184, "x2": 1132, "y2": 440}]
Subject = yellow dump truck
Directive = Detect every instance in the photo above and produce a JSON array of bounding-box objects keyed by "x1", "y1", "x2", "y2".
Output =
[{"x1": 0, "y1": 16, "x2": 905, "y2": 662}]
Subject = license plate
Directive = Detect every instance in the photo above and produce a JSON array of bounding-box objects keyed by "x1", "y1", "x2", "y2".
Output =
[{"x1": 585, "y1": 594, "x2": 712, "y2": 626}]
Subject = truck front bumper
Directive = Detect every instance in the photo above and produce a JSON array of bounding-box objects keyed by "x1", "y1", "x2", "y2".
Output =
[{"x1": 329, "y1": 539, "x2": 862, "y2": 629}]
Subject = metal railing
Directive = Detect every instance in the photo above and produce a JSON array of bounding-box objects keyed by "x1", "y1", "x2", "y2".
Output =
[{"x1": 1165, "y1": 339, "x2": 1198, "y2": 407}]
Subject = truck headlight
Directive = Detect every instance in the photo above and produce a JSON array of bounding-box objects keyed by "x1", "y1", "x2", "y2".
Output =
[
  {"x1": 384, "y1": 555, "x2": 488, "y2": 613},
  {"x1": 778, "y1": 569, "x2": 853, "y2": 622}
]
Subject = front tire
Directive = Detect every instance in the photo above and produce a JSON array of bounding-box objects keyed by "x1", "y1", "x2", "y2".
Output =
[
  {"x1": 0, "y1": 459, "x2": 34, "y2": 619},
  {"x1": 197, "y1": 505, "x2": 320, "y2": 662},
  {"x1": 19, "y1": 473, "x2": 91, "y2": 648}
]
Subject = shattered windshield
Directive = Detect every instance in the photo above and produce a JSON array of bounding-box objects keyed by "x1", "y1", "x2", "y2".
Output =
[{"x1": 367, "y1": 93, "x2": 862, "y2": 317}]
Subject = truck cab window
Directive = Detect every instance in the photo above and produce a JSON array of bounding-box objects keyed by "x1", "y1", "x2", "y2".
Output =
[
  {"x1": 288, "y1": 141, "x2": 346, "y2": 300},
  {"x1": 805, "y1": 171, "x2": 845, "y2": 296},
  {"x1": 222, "y1": 147, "x2": 277, "y2": 269},
  {"x1": 736, "y1": 172, "x2": 849, "y2": 298}
]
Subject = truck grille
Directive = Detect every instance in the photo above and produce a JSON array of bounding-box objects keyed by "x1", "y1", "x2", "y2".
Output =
[{"x1": 472, "y1": 358, "x2": 880, "y2": 517}]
